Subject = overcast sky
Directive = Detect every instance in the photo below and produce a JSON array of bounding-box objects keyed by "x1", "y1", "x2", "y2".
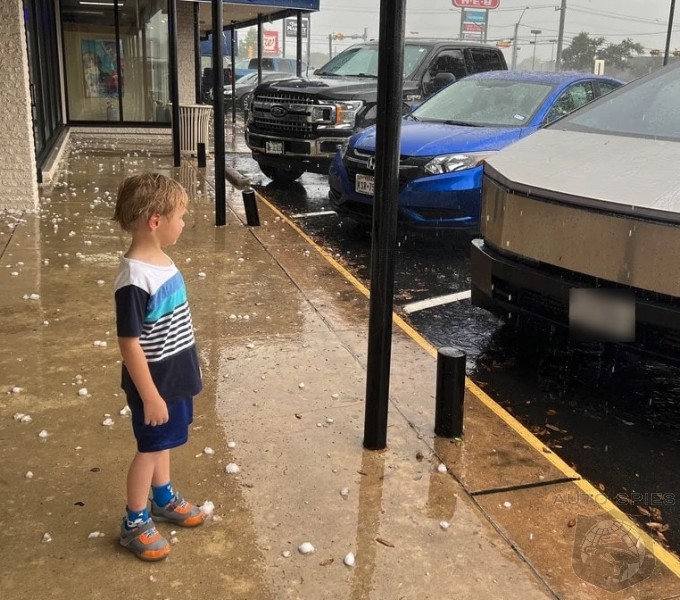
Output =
[{"x1": 297, "y1": 0, "x2": 677, "y2": 64}]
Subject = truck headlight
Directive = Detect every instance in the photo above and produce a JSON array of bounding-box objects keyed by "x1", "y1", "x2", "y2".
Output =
[
  {"x1": 334, "y1": 101, "x2": 363, "y2": 127},
  {"x1": 424, "y1": 152, "x2": 495, "y2": 175},
  {"x1": 314, "y1": 101, "x2": 364, "y2": 128}
]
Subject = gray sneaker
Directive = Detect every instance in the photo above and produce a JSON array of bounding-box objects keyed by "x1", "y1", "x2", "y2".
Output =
[
  {"x1": 151, "y1": 492, "x2": 206, "y2": 527},
  {"x1": 119, "y1": 518, "x2": 171, "y2": 561}
]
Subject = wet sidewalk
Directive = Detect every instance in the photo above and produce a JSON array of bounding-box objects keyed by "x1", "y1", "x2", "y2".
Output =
[{"x1": 1, "y1": 135, "x2": 679, "y2": 600}]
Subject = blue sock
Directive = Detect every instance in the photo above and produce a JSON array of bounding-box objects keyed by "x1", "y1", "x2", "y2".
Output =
[
  {"x1": 125, "y1": 506, "x2": 149, "y2": 529},
  {"x1": 152, "y1": 481, "x2": 175, "y2": 508}
]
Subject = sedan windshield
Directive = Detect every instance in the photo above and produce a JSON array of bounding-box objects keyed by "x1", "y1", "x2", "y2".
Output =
[
  {"x1": 557, "y1": 64, "x2": 680, "y2": 141},
  {"x1": 413, "y1": 79, "x2": 554, "y2": 127},
  {"x1": 316, "y1": 44, "x2": 431, "y2": 79}
]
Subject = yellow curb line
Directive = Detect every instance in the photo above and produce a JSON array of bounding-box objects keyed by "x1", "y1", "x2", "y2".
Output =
[{"x1": 255, "y1": 190, "x2": 680, "y2": 576}]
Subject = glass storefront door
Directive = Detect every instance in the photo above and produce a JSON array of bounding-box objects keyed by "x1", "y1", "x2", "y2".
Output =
[
  {"x1": 24, "y1": 0, "x2": 63, "y2": 165},
  {"x1": 60, "y1": 0, "x2": 169, "y2": 124}
]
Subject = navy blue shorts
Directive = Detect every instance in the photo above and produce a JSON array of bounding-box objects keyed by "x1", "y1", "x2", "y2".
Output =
[{"x1": 127, "y1": 393, "x2": 193, "y2": 453}]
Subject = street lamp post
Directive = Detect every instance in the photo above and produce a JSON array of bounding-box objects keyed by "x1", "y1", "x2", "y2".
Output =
[
  {"x1": 511, "y1": 6, "x2": 529, "y2": 69},
  {"x1": 549, "y1": 38, "x2": 558, "y2": 67},
  {"x1": 531, "y1": 29, "x2": 542, "y2": 69}
]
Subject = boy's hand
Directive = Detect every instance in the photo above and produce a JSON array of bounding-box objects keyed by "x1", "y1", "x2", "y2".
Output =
[{"x1": 143, "y1": 397, "x2": 169, "y2": 427}]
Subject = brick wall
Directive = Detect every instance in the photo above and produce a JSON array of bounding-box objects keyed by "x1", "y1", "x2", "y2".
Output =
[{"x1": 0, "y1": 0, "x2": 39, "y2": 210}]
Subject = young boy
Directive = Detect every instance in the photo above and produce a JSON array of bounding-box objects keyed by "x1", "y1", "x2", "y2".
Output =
[{"x1": 113, "y1": 172, "x2": 206, "y2": 561}]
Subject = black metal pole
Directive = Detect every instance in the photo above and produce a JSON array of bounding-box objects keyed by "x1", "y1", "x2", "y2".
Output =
[
  {"x1": 296, "y1": 11, "x2": 303, "y2": 76},
  {"x1": 242, "y1": 189, "x2": 260, "y2": 226},
  {"x1": 168, "y1": 0, "x2": 181, "y2": 166},
  {"x1": 664, "y1": 0, "x2": 676, "y2": 66},
  {"x1": 193, "y1": 2, "x2": 202, "y2": 103},
  {"x1": 197, "y1": 142, "x2": 206, "y2": 168},
  {"x1": 282, "y1": 17, "x2": 287, "y2": 57},
  {"x1": 230, "y1": 24, "x2": 237, "y2": 124},
  {"x1": 434, "y1": 348, "x2": 466, "y2": 438},
  {"x1": 212, "y1": 0, "x2": 226, "y2": 226},
  {"x1": 257, "y1": 14, "x2": 263, "y2": 84},
  {"x1": 363, "y1": 0, "x2": 406, "y2": 451}
]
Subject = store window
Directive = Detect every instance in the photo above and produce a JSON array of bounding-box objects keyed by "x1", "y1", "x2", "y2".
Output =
[
  {"x1": 60, "y1": 0, "x2": 169, "y2": 124},
  {"x1": 24, "y1": 0, "x2": 63, "y2": 164}
]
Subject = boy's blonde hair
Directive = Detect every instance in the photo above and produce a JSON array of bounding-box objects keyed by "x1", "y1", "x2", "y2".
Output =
[{"x1": 113, "y1": 172, "x2": 188, "y2": 232}]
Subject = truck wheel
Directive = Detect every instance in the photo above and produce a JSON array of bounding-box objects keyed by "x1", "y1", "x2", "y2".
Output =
[{"x1": 259, "y1": 164, "x2": 305, "y2": 183}]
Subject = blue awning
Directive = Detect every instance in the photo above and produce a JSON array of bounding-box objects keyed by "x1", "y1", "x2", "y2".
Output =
[{"x1": 200, "y1": 32, "x2": 237, "y2": 56}]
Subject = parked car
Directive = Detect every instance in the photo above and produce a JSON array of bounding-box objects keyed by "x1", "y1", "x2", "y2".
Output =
[
  {"x1": 236, "y1": 57, "x2": 308, "y2": 79},
  {"x1": 246, "y1": 40, "x2": 508, "y2": 183},
  {"x1": 207, "y1": 71, "x2": 293, "y2": 109},
  {"x1": 328, "y1": 71, "x2": 622, "y2": 231},
  {"x1": 470, "y1": 61, "x2": 680, "y2": 361}
]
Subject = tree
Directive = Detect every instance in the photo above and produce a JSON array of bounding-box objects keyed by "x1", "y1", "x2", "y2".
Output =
[
  {"x1": 561, "y1": 33, "x2": 645, "y2": 72},
  {"x1": 238, "y1": 28, "x2": 258, "y2": 59},
  {"x1": 599, "y1": 38, "x2": 645, "y2": 70},
  {"x1": 561, "y1": 33, "x2": 606, "y2": 71}
]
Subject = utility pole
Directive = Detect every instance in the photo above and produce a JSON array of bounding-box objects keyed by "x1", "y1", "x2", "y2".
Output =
[
  {"x1": 555, "y1": 0, "x2": 567, "y2": 71},
  {"x1": 511, "y1": 6, "x2": 528, "y2": 69},
  {"x1": 664, "y1": 0, "x2": 677, "y2": 66}
]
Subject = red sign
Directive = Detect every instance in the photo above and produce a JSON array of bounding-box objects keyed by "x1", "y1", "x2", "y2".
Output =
[
  {"x1": 452, "y1": 0, "x2": 500, "y2": 9},
  {"x1": 263, "y1": 30, "x2": 279, "y2": 55},
  {"x1": 463, "y1": 22, "x2": 483, "y2": 32}
]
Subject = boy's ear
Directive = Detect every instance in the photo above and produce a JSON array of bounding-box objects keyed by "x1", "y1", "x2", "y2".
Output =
[{"x1": 147, "y1": 213, "x2": 161, "y2": 231}]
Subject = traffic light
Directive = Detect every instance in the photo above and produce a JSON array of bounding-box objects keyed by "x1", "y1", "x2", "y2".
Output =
[
  {"x1": 650, "y1": 49, "x2": 661, "y2": 56},
  {"x1": 333, "y1": 33, "x2": 345, "y2": 41},
  {"x1": 496, "y1": 40, "x2": 512, "y2": 48}
]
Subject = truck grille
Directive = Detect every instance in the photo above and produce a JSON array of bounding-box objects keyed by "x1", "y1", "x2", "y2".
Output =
[{"x1": 251, "y1": 91, "x2": 318, "y2": 134}]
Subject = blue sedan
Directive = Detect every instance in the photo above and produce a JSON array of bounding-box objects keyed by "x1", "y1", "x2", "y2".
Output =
[{"x1": 328, "y1": 71, "x2": 622, "y2": 232}]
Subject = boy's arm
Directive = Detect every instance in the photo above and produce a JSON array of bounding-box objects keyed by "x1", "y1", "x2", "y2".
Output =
[{"x1": 118, "y1": 337, "x2": 169, "y2": 426}]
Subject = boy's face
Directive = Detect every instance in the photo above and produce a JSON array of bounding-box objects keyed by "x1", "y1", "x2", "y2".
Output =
[{"x1": 156, "y1": 206, "x2": 186, "y2": 247}]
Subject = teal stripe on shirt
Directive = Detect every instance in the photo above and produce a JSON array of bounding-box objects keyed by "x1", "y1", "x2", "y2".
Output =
[{"x1": 146, "y1": 273, "x2": 187, "y2": 322}]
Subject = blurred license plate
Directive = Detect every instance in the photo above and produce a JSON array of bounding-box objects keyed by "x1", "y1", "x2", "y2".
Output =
[
  {"x1": 266, "y1": 141, "x2": 284, "y2": 154},
  {"x1": 355, "y1": 174, "x2": 374, "y2": 195},
  {"x1": 569, "y1": 288, "x2": 635, "y2": 343}
]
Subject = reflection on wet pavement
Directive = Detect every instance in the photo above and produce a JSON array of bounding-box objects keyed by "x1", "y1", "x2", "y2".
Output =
[{"x1": 472, "y1": 326, "x2": 680, "y2": 554}]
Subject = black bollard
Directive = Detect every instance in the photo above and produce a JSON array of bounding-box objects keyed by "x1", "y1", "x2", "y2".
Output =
[
  {"x1": 242, "y1": 188, "x2": 260, "y2": 226},
  {"x1": 434, "y1": 347, "x2": 466, "y2": 438},
  {"x1": 197, "y1": 142, "x2": 206, "y2": 168}
]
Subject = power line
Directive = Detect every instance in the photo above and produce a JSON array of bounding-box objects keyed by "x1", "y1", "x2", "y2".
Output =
[{"x1": 570, "y1": 4, "x2": 667, "y2": 25}]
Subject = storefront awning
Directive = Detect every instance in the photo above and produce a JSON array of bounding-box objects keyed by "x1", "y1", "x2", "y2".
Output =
[{"x1": 181, "y1": 0, "x2": 319, "y2": 34}]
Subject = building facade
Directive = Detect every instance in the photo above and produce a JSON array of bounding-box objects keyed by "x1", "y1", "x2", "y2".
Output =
[{"x1": 0, "y1": 0, "x2": 317, "y2": 210}]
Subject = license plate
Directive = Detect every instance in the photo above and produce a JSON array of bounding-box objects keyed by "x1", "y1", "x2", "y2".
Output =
[
  {"x1": 355, "y1": 173, "x2": 375, "y2": 195},
  {"x1": 266, "y1": 141, "x2": 284, "y2": 154},
  {"x1": 569, "y1": 288, "x2": 635, "y2": 343}
]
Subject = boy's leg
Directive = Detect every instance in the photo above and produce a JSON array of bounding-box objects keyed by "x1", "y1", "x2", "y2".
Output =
[
  {"x1": 120, "y1": 450, "x2": 171, "y2": 561},
  {"x1": 127, "y1": 450, "x2": 164, "y2": 511},
  {"x1": 151, "y1": 449, "x2": 170, "y2": 488},
  {"x1": 150, "y1": 449, "x2": 207, "y2": 527}
]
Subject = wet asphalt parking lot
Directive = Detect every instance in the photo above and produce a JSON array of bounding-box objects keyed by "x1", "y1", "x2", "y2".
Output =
[{"x1": 230, "y1": 154, "x2": 680, "y2": 557}]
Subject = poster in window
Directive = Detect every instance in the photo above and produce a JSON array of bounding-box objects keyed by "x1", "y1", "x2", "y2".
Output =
[{"x1": 82, "y1": 40, "x2": 123, "y2": 98}]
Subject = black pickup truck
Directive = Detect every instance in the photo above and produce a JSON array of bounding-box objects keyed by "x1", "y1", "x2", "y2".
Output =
[{"x1": 245, "y1": 39, "x2": 507, "y2": 182}]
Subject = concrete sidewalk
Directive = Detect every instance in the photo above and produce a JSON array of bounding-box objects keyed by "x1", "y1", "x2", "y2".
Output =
[{"x1": 1, "y1": 135, "x2": 679, "y2": 600}]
